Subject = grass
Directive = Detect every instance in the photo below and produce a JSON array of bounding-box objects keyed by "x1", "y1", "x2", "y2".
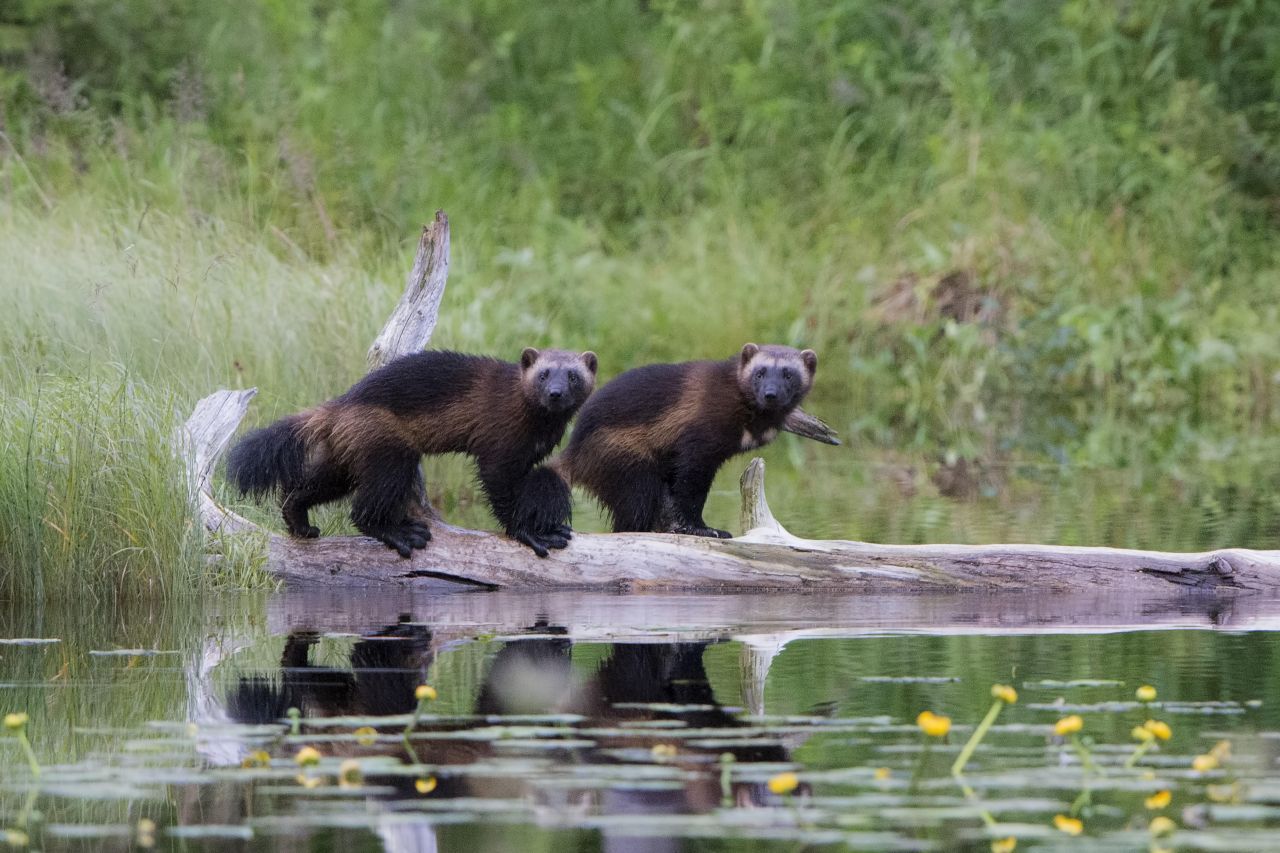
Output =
[{"x1": 1, "y1": 0, "x2": 1280, "y2": 595}]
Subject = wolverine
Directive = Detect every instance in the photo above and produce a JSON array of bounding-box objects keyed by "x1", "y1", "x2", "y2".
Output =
[
  {"x1": 226, "y1": 348, "x2": 597, "y2": 558},
  {"x1": 556, "y1": 343, "x2": 819, "y2": 537}
]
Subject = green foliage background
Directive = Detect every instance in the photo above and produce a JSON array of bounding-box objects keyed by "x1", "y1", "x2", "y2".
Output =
[{"x1": 2, "y1": 0, "x2": 1280, "y2": 597}]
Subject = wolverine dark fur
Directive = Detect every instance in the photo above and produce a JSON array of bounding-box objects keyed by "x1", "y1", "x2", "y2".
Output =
[
  {"x1": 557, "y1": 343, "x2": 818, "y2": 537},
  {"x1": 226, "y1": 348, "x2": 597, "y2": 558}
]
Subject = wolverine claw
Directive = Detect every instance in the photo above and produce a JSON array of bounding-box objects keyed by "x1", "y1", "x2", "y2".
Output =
[
  {"x1": 672, "y1": 524, "x2": 733, "y2": 539},
  {"x1": 514, "y1": 530, "x2": 550, "y2": 558},
  {"x1": 540, "y1": 534, "x2": 570, "y2": 550},
  {"x1": 286, "y1": 522, "x2": 321, "y2": 539},
  {"x1": 373, "y1": 529, "x2": 417, "y2": 558},
  {"x1": 550, "y1": 524, "x2": 573, "y2": 539},
  {"x1": 384, "y1": 537, "x2": 413, "y2": 558},
  {"x1": 401, "y1": 520, "x2": 433, "y2": 546}
]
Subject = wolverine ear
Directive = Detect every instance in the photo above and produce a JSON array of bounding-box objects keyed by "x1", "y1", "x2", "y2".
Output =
[
  {"x1": 580, "y1": 351, "x2": 598, "y2": 374},
  {"x1": 740, "y1": 343, "x2": 760, "y2": 365},
  {"x1": 800, "y1": 349, "x2": 818, "y2": 375},
  {"x1": 520, "y1": 347, "x2": 540, "y2": 371}
]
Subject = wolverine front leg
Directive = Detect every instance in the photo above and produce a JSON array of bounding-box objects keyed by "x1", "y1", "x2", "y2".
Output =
[
  {"x1": 667, "y1": 450, "x2": 731, "y2": 539},
  {"x1": 482, "y1": 462, "x2": 572, "y2": 558}
]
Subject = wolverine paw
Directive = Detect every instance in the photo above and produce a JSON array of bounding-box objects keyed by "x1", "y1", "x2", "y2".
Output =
[
  {"x1": 538, "y1": 532, "x2": 571, "y2": 550},
  {"x1": 514, "y1": 530, "x2": 550, "y2": 558},
  {"x1": 400, "y1": 520, "x2": 433, "y2": 547},
  {"x1": 673, "y1": 524, "x2": 733, "y2": 539},
  {"x1": 288, "y1": 524, "x2": 321, "y2": 539},
  {"x1": 375, "y1": 524, "x2": 431, "y2": 559}
]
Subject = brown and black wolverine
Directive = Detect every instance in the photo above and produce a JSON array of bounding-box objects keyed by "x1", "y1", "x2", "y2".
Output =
[
  {"x1": 227, "y1": 348, "x2": 597, "y2": 558},
  {"x1": 557, "y1": 343, "x2": 818, "y2": 537}
]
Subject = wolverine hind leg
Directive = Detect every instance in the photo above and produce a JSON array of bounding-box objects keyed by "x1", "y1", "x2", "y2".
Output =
[
  {"x1": 282, "y1": 465, "x2": 352, "y2": 539},
  {"x1": 594, "y1": 461, "x2": 665, "y2": 534},
  {"x1": 350, "y1": 448, "x2": 431, "y2": 558}
]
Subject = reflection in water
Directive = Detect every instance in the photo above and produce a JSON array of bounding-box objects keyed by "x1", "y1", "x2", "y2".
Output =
[
  {"x1": 11, "y1": 591, "x2": 1280, "y2": 851},
  {"x1": 220, "y1": 619, "x2": 796, "y2": 852},
  {"x1": 229, "y1": 621, "x2": 433, "y2": 723}
]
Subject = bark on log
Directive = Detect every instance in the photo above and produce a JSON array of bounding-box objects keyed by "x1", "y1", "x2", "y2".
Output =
[{"x1": 183, "y1": 213, "x2": 1280, "y2": 593}]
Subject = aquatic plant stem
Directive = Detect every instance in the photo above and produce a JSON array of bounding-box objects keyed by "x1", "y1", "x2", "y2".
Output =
[
  {"x1": 719, "y1": 753, "x2": 735, "y2": 807},
  {"x1": 16, "y1": 731, "x2": 40, "y2": 778},
  {"x1": 1071, "y1": 733, "x2": 1103, "y2": 776},
  {"x1": 952, "y1": 701, "x2": 1003, "y2": 777},
  {"x1": 401, "y1": 695, "x2": 431, "y2": 767},
  {"x1": 1125, "y1": 739, "x2": 1154, "y2": 769},
  {"x1": 909, "y1": 739, "x2": 934, "y2": 795}
]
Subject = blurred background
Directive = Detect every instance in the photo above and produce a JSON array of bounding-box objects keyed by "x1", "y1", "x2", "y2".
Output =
[{"x1": 2, "y1": 0, "x2": 1280, "y2": 598}]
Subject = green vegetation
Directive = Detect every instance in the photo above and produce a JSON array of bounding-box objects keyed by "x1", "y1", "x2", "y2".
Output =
[{"x1": 2, "y1": 0, "x2": 1280, "y2": 595}]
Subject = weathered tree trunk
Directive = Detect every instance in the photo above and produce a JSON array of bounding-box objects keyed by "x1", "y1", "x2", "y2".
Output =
[{"x1": 184, "y1": 213, "x2": 1280, "y2": 593}]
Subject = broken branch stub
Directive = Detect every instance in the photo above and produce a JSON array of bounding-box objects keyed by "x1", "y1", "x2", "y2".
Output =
[{"x1": 367, "y1": 211, "x2": 451, "y2": 370}]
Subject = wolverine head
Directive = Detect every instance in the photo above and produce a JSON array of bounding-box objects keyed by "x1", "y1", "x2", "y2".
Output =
[
  {"x1": 520, "y1": 348, "x2": 598, "y2": 414},
  {"x1": 737, "y1": 343, "x2": 817, "y2": 413}
]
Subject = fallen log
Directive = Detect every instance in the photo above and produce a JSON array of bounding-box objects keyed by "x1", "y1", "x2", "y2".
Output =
[{"x1": 185, "y1": 213, "x2": 1280, "y2": 592}]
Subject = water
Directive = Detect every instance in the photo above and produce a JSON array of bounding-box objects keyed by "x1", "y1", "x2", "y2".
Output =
[{"x1": 5, "y1": 590, "x2": 1280, "y2": 850}]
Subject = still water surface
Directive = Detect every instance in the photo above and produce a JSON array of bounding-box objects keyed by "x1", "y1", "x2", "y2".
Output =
[{"x1": 5, "y1": 590, "x2": 1280, "y2": 850}]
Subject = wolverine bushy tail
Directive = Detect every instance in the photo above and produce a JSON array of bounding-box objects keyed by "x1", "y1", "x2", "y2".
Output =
[{"x1": 226, "y1": 416, "x2": 308, "y2": 497}]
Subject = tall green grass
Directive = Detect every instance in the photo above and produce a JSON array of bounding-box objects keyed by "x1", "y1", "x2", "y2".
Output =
[
  {"x1": 2, "y1": 0, "x2": 1280, "y2": 593},
  {"x1": 0, "y1": 373, "x2": 271, "y2": 600}
]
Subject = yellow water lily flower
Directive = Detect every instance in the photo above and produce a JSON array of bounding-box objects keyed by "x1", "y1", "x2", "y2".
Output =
[
  {"x1": 354, "y1": 726, "x2": 378, "y2": 746},
  {"x1": 1148, "y1": 816, "x2": 1176, "y2": 836},
  {"x1": 651, "y1": 743, "x2": 677, "y2": 759},
  {"x1": 1136, "y1": 685, "x2": 1157, "y2": 702},
  {"x1": 414, "y1": 684, "x2": 437, "y2": 702},
  {"x1": 1131, "y1": 725, "x2": 1155, "y2": 742},
  {"x1": 338, "y1": 759, "x2": 362, "y2": 788},
  {"x1": 767, "y1": 771, "x2": 799, "y2": 795},
  {"x1": 240, "y1": 749, "x2": 271, "y2": 768},
  {"x1": 1144, "y1": 789, "x2": 1171, "y2": 810},
  {"x1": 1053, "y1": 814, "x2": 1083, "y2": 836},
  {"x1": 991, "y1": 837, "x2": 1017, "y2": 853},
  {"x1": 415, "y1": 776, "x2": 437, "y2": 794},
  {"x1": 3, "y1": 712, "x2": 29, "y2": 731},
  {"x1": 295, "y1": 773, "x2": 324, "y2": 789},
  {"x1": 1054, "y1": 715, "x2": 1083, "y2": 736},
  {"x1": 3, "y1": 829, "x2": 29, "y2": 847},
  {"x1": 294, "y1": 746, "x2": 322, "y2": 767},
  {"x1": 1143, "y1": 719, "x2": 1172, "y2": 741},
  {"x1": 1191, "y1": 753, "x2": 1218, "y2": 772},
  {"x1": 916, "y1": 710, "x2": 952, "y2": 737},
  {"x1": 136, "y1": 818, "x2": 157, "y2": 849},
  {"x1": 873, "y1": 767, "x2": 891, "y2": 781},
  {"x1": 991, "y1": 684, "x2": 1018, "y2": 704},
  {"x1": 1209, "y1": 739, "x2": 1231, "y2": 761}
]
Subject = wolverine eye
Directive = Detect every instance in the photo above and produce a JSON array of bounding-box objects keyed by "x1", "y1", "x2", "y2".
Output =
[
  {"x1": 568, "y1": 372, "x2": 579, "y2": 384},
  {"x1": 755, "y1": 367, "x2": 767, "y2": 378},
  {"x1": 782, "y1": 368, "x2": 793, "y2": 380},
  {"x1": 540, "y1": 369, "x2": 550, "y2": 380}
]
